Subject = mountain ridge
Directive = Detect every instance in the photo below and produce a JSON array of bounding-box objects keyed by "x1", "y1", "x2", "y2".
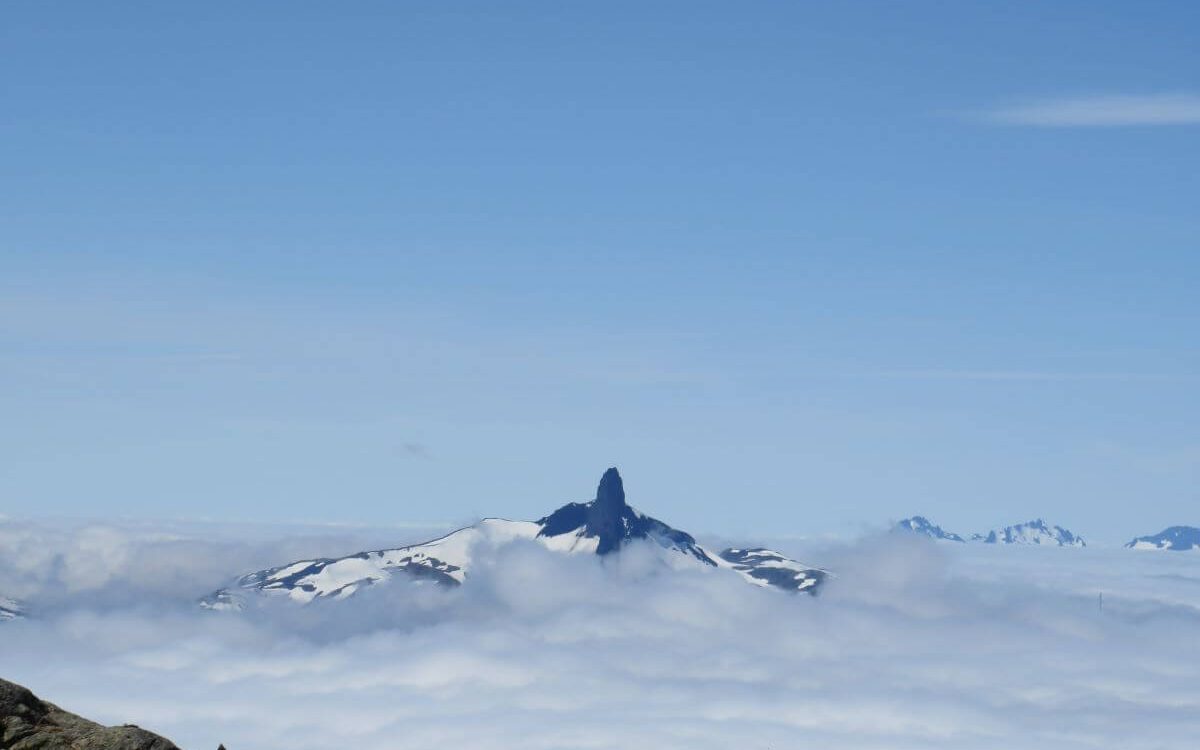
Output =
[
  {"x1": 202, "y1": 468, "x2": 826, "y2": 610},
  {"x1": 1126, "y1": 525, "x2": 1200, "y2": 551},
  {"x1": 894, "y1": 516, "x2": 965, "y2": 542},
  {"x1": 972, "y1": 518, "x2": 1085, "y2": 547},
  {"x1": 894, "y1": 516, "x2": 1086, "y2": 547}
]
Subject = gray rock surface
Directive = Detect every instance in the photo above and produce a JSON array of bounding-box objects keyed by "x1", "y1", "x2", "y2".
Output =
[{"x1": 0, "y1": 677, "x2": 181, "y2": 750}]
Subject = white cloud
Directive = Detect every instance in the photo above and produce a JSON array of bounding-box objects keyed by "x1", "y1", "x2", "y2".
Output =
[
  {"x1": 983, "y1": 93, "x2": 1200, "y2": 126},
  {"x1": 3, "y1": 520, "x2": 1200, "y2": 749}
]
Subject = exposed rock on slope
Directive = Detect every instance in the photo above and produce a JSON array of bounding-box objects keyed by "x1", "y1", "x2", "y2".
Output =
[
  {"x1": 971, "y1": 519, "x2": 1085, "y2": 547},
  {"x1": 894, "y1": 516, "x2": 965, "y2": 542},
  {"x1": 202, "y1": 467, "x2": 827, "y2": 609},
  {"x1": 1126, "y1": 526, "x2": 1200, "y2": 551},
  {"x1": 0, "y1": 677, "x2": 180, "y2": 749}
]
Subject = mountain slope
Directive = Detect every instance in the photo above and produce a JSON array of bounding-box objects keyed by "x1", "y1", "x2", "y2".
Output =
[
  {"x1": 203, "y1": 468, "x2": 826, "y2": 609},
  {"x1": 1126, "y1": 526, "x2": 1200, "y2": 551},
  {"x1": 0, "y1": 676, "x2": 181, "y2": 750},
  {"x1": 971, "y1": 519, "x2": 1085, "y2": 547},
  {"x1": 894, "y1": 516, "x2": 965, "y2": 542}
]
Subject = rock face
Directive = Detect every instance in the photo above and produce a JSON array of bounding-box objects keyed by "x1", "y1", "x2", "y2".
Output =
[
  {"x1": 0, "y1": 677, "x2": 180, "y2": 750},
  {"x1": 1126, "y1": 526, "x2": 1200, "y2": 551},
  {"x1": 201, "y1": 467, "x2": 828, "y2": 608},
  {"x1": 894, "y1": 516, "x2": 965, "y2": 542},
  {"x1": 535, "y1": 467, "x2": 716, "y2": 564},
  {"x1": 716, "y1": 548, "x2": 825, "y2": 592}
]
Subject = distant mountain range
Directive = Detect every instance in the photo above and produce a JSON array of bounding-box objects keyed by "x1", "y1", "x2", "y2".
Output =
[
  {"x1": 3, "y1": 486, "x2": 1196, "y2": 624},
  {"x1": 1125, "y1": 526, "x2": 1200, "y2": 552},
  {"x1": 897, "y1": 518, "x2": 1200, "y2": 552},
  {"x1": 972, "y1": 519, "x2": 1086, "y2": 547},
  {"x1": 201, "y1": 468, "x2": 827, "y2": 611},
  {"x1": 895, "y1": 517, "x2": 1086, "y2": 546}
]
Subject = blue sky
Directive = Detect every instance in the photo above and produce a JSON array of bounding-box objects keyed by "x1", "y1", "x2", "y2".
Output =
[{"x1": 2, "y1": 2, "x2": 1197, "y2": 542}]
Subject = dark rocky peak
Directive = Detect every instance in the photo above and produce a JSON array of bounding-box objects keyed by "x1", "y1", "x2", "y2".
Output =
[
  {"x1": 593, "y1": 467, "x2": 626, "y2": 513},
  {"x1": 535, "y1": 467, "x2": 714, "y2": 563},
  {"x1": 586, "y1": 468, "x2": 630, "y2": 553}
]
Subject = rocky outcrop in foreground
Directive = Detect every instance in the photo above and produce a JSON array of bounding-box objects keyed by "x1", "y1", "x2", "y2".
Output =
[{"x1": 0, "y1": 677, "x2": 181, "y2": 749}]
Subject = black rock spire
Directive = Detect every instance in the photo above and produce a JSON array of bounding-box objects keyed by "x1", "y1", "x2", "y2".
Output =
[{"x1": 586, "y1": 467, "x2": 629, "y2": 554}]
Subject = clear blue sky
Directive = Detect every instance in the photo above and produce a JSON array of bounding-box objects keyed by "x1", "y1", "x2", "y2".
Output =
[{"x1": 2, "y1": 2, "x2": 1197, "y2": 543}]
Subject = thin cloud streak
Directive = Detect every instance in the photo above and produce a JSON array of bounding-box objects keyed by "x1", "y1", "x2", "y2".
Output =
[
  {"x1": 982, "y1": 93, "x2": 1200, "y2": 126},
  {"x1": 868, "y1": 370, "x2": 1178, "y2": 383}
]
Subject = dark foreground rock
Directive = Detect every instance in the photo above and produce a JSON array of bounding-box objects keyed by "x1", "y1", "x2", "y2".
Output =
[{"x1": 0, "y1": 677, "x2": 181, "y2": 750}]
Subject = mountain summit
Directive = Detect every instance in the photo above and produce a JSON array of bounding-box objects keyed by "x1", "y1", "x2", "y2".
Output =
[
  {"x1": 971, "y1": 519, "x2": 1085, "y2": 547},
  {"x1": 894, "y1": 516, "x2": 965, "y2": 542},
  {"x1": 535, "y1": 467, "x2": 713, "y2": 563},
  {"x1": 202, "y1": 467, "x2": 826, "y2": 610},
  {"x1": 586, "y1": 467, "x2": 628, "y2": 551}
]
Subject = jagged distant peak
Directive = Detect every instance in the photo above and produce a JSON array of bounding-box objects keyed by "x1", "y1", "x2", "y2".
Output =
[
  {"x1": 971, "y1": 518, "x2": 1085, "y2": 547},
  {"x1": 894, "y1": 516, "x2": 965, "y2": 542},
  {"x1": 1126, "y1": 526, "x2": 1200, "y2": 551}
]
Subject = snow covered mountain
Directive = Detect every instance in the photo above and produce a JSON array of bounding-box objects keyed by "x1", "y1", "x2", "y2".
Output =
[
  {"x1": 202, "y1": 468, "x2": 826, "y2": 610},
  {"x1": 894, "y1": 516, "x2": 965, "y2": 542},
  {"x1": 971, "y1": 519, "x2": 1085, "y2": 547},
  {"x1": 1125, "y1": 526, "x2": 1200, "y2": 551},
  {"x1": 0, "y1": 597, "x2": 23, "y2": 621}
]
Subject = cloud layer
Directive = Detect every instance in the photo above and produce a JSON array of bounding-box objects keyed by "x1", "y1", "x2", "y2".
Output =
[
  {"x1": 3, "y1": 520, "x2": 1200, "y2": 749},
  {"x1": 984, "y1": 93, "x2": 1200, "y2": 126}
]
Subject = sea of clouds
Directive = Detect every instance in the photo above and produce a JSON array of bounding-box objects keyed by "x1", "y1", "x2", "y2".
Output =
[{"x1": 3, "y1": 518, "x2": 1200, "y2": 750}]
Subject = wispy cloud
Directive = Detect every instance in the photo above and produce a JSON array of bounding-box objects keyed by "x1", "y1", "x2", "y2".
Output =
[
  {"x1": 982, "y1": 93, "x2": 1200, "y2": 126},
  {"x1": 870, "y1": 370, "x2": 1176, "y2": 383}
]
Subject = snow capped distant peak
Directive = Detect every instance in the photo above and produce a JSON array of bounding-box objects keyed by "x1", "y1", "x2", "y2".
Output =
[
  {"x1": 894, "y1": 516, "x2": 965, "y2": 542},
  {"x1": 201, "y1": 467, "x2": 828, "y2": 610},
  {"x1": 1125, "y1": 526, "x2": 1200, "y2": 552},
  {"x1": 971, "y1": 519, "x2": 1085, "y2": 547}
]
